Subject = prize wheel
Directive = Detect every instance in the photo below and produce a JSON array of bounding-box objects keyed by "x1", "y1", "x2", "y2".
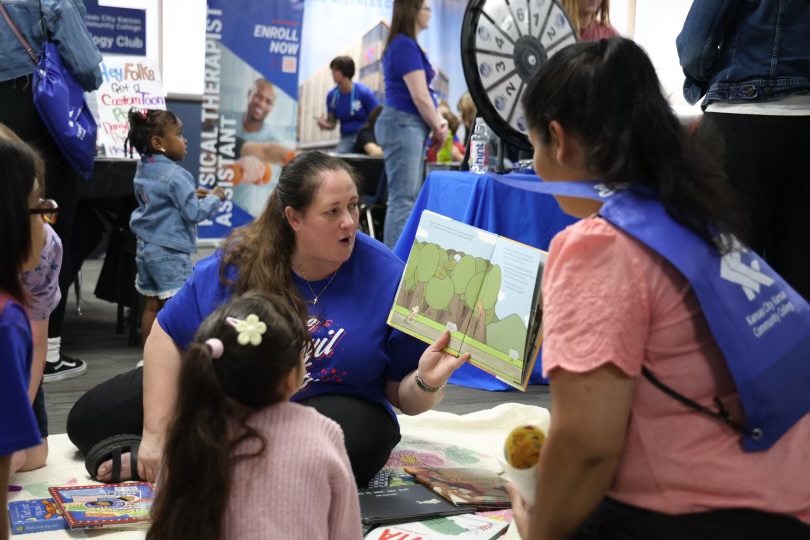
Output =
[{"x1": 461, "y1": 0, "x2": 578, "y2": 150}]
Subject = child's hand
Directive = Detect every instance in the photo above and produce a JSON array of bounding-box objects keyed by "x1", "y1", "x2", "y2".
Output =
[{"x1": 211, "y1": 186, "x2": 226, "y2": 200}]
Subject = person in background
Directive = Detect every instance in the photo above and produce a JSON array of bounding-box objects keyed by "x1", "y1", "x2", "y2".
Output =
[
  {"x1": 456, "y1": 92, "x2": 477, "y2": 146},
  {"x1": 352, "y1": 105, "x2": 383, "y2": 156},
  {"x1": 0, "y1": 0, "x2": 103, "y2": 383},
  {"x1": 426, "y1": 111, "x2": 466, "y2": 163},
  {"x1": 0, "y1": 138, "x2": 49, "y2": 540},
  {"x1": 375, "y1": 0, "x2": 447, "y2": 248},
  {"x1": 67, "y1": 152, "x2": 469, "y2": 488},
  {"x1": 125, "y1": 107, "x2": 225, "y2": 345},
  {"x1": 146, "y1": 292, "x2": 362, "y2": 540},
  {"x1": 677, "y1": 0, "x2": 810, "y2": 301},
  {"x1": 0, "y1": 124, "x2": 58, "y2": 475},
  {"x1": 561, "y1": 0, "x2": 619, "y2": 41},
  {"x1": 317, "y1": 56, "x2": 379, "y2": 154},
  {"x1": 507, "y1": 38, "x2": 810, "y2": 539}
]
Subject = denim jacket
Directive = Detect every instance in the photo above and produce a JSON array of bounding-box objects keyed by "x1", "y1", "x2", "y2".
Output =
[
  {"x1": 0, "y1": 0, "x2": 102, "y2": 90},
  {"x1": 130, "y1": 155, "x2": 223, "y2": 254},
  {"x1": 676, "y1": 0, "x2": 810, "y2": 109}
]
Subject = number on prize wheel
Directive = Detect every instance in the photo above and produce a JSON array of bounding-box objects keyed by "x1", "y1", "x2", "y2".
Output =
[{"x1": 461, "y1": 0, "x2": 578, "y2": 150}]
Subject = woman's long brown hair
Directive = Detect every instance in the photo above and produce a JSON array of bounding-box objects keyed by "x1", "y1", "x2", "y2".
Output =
[
  {"x1": 218, "y1": 151, "x2": 361, "y2": 321},
  {"x1": 146, "y1": 292, "x2": 311, "y2": 540},
  {"x1": 384, "y1": 0, "x2": 423, "y2": 52}
]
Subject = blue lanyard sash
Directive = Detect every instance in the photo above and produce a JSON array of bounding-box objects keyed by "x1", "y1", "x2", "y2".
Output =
[
  {"x1": 330, "y1": 84, "x2": 355, "y2": 116},
  {"x1": 494, "y1": 176, "x2": 810, "y2": 451}
]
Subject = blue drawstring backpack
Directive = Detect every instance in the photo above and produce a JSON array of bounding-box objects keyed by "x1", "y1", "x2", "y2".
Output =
[{"x1": 0, "y1": 3, "x2": 97, "y2": 179}]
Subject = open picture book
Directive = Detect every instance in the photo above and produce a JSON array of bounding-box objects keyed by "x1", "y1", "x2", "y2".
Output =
[{"x1": 388, "y1": 211, "x2": 547, "y2": 390}]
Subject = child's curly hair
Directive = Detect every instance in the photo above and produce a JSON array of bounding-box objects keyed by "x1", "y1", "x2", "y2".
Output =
[{"x1": 124, "y1": 107, "x2": 180, "y2": 158}]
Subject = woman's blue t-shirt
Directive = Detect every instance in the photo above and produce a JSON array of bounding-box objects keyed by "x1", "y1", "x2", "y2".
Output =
[
  {"x1": 326, "y1": 82, "x2": 379, "y2": 136},
  {"x1": 383, "y1": 34, "x2": 437, "y2": 116},
  {"x1": 0, "y1": 298, "x2": 41, "y2": 456},
  {"x1": 156, "y1": 233, "x2": 428, "y2": 423}
]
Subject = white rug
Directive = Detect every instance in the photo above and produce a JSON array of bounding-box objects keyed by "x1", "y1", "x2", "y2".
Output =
[{"x1": 9, "y1": 403, "x2": 548, "y2": 538}]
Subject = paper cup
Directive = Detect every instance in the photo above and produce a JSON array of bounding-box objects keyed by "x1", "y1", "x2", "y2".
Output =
[{"x1": 500, "y1": 458, "x2": 538, "y2": 507}]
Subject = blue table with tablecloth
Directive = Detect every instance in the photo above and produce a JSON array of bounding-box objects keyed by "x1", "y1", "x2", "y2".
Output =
[{"x1": 393, "y1": 170, "x2": 578, "y2": 390}]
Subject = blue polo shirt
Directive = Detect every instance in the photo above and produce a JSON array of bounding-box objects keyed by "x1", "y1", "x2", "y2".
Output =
[
  {"x1": 157, "y1": 233, "x2": 428, "y2": 424},
  {"x1": 326, "y1": 82, "x2": 379, "y2": 136},
  {"x1": 383, "y1": 34, "x2": 437, "y2": 116}
]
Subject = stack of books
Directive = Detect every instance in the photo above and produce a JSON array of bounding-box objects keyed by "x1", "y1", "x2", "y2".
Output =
[
  {"x1": 359, "y1": 467, "x2": 513, "y2": 539},
  {"x1": 7, "y1": 482, "x2": 154, "y2": 535}
]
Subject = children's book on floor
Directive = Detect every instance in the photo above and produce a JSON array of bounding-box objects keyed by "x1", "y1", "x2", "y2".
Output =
[
  {"x1": 405, "y1": 467, "x2": 512, "y2": 510},
  {"x1": 358, "y1": 483, "x2": 475, "y2": 525},
  {"x1": 7, "y1": 498, "x2": 68, "y2": 535},
  {"x1": 388, "y1": 210, "x2": 548, "y2": 390},
  {"x1": 364, "y1": 514, "x2": 509, "y2": 540},
  {"x1": 48, "y1": 482, "x2": 155, "y2": 529}
]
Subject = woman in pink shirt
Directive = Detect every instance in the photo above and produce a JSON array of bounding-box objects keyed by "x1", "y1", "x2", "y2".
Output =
[
  {"x1": 561, "y1": 0, "x2": 619, "y2": 41},
  {"x1": 147, "y1": 292, "x2": 362, "y2": 540},
  {"x1": 507, "y1": 38, "x2": 810, "y2": 540}
]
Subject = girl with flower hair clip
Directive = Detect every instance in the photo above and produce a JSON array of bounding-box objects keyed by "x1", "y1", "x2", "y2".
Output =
[
  {"x1": 147, "y1": 291, "x2": 362, "y2": 540},
  {"x1": 124, "y1": 106, "x2": 226, "y2": 346}
]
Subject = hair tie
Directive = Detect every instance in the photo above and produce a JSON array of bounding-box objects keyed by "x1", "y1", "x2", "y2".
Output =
[
  {"x1": 226, "y1": 314, "x2": 267, "y2": 346},
  {"x1": 205, "y1": 338, "x2": 224, "y2": 359}
]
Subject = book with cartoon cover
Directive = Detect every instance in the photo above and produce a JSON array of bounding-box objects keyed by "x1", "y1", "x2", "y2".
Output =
[
  {"x1": 404, "y1": 467, "x2": 512, "y2": 510},
  {"x1": 364, "y1": 514, "x2": 509, "y2": 539},
  {"x1": 388, "y1": 210, "x2": 547, "y2": 390},
  {"x1": 48, "y1": 482, "x2": 154, "y2": 529},
  {"x1": 7, "y1": 498, "x2": 68, "y2": 535}
]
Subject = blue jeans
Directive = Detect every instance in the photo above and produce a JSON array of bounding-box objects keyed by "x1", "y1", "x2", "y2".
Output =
[
  {"x1": 335, "y1": 133, "x2": 356, "y2": 154},
  {"x1": 375, "y1": 107, "x2": 429, "y2": 248},
  {"x1": 134, "y1": 240, "x2": 192, "y2": 299}
]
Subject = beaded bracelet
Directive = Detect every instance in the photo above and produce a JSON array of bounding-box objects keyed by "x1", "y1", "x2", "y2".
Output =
[{"x1": 415, "y1": 370, "x2": 446, "y2": 393}]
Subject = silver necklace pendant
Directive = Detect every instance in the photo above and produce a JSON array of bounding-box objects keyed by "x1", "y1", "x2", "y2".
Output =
[{"x1": 313, "y1": 297, "x2": 318, "y2": 305}]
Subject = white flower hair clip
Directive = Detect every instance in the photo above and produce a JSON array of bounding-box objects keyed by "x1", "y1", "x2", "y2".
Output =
[{"x1": 226, "y1": 314, "x2": 267, "y2": 346}]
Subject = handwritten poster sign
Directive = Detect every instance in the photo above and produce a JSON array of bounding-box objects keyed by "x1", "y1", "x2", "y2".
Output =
[{"x1": 94, "y1": 58, "x2": 166, "y2": 157}]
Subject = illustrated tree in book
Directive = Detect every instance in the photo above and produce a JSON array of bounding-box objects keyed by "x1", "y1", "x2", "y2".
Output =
[{"x1": 394, "y1": 240, "x2": 528, "y2": 351}]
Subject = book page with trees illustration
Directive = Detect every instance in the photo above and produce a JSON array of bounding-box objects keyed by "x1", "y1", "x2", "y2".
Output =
[{"x1": 388, "y1": 211, "x2": 547, "y2": 390}]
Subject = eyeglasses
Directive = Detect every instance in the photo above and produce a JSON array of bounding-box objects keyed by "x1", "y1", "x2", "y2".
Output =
[{"x1": 29, "y1": 198, "x2": 59, "y2": 224}]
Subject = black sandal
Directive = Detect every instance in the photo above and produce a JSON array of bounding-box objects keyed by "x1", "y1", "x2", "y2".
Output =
[{"x1": 84, "y1": 434, "x2": 141, "y2": 483}]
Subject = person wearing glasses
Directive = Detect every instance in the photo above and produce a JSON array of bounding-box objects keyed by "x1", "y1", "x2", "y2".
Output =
[
  {"x1": 0, "y1": 137, "x2": 52, "y2": 539},
  {"x1": 0, "y1": 124, "x2": 59, "y2": 478},
  {"x1": 375, "y1": 0, "x2": 447, "y2": 248},
  {"x1": 316, "y1": 56, "x2": 379, "y2": 154}
]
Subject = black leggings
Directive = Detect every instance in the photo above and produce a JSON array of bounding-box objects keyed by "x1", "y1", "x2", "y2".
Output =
[
  {"x1": 574, "y1": 498, "x2": 810, "y2": 540},
  {"x1": 702, "y1": 112, "x2": 810, "y2": 301},
  {"x1": 66, "y1": 368, "x2": 400, "y2": 487},
  {"x1": 0, "y1": 76, "x2": 83, "y2": 338}
]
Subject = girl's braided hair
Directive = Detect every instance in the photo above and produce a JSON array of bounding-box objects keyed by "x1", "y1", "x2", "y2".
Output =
[{"x1": 124, "y1": 107, "x2": 179, "y2": 158}]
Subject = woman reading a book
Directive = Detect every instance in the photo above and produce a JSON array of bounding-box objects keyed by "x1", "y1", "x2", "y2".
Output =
[
  {"x1": 67, "y1": 151, "x2": 470, "y2": 488},
  {"x1": 506, "y1": 38, "x2": 810, "y2": 539},
  {"x1": 147, "y1": 292, "x2": 363, "y2": 540}
]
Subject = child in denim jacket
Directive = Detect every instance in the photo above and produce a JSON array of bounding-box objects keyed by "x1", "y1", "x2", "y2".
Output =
[{"x1": 126, "y1": 107, "x2": 225, "y2": 345}]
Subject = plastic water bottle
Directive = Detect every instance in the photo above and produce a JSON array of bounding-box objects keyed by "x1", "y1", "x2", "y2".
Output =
[{"x1": 468, "y1": 118, "x2": 489, "y2": 174}]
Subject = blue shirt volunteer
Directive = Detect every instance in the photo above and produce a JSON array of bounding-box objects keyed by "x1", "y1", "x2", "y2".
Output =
[{"x1": 326, "y1": 82, "x2": 378, "y2": 136}]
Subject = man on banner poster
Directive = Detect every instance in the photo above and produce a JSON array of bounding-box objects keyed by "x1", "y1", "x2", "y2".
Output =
[{"x1": 198, "y1": 0, "x2": 303, "y2": 240}]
